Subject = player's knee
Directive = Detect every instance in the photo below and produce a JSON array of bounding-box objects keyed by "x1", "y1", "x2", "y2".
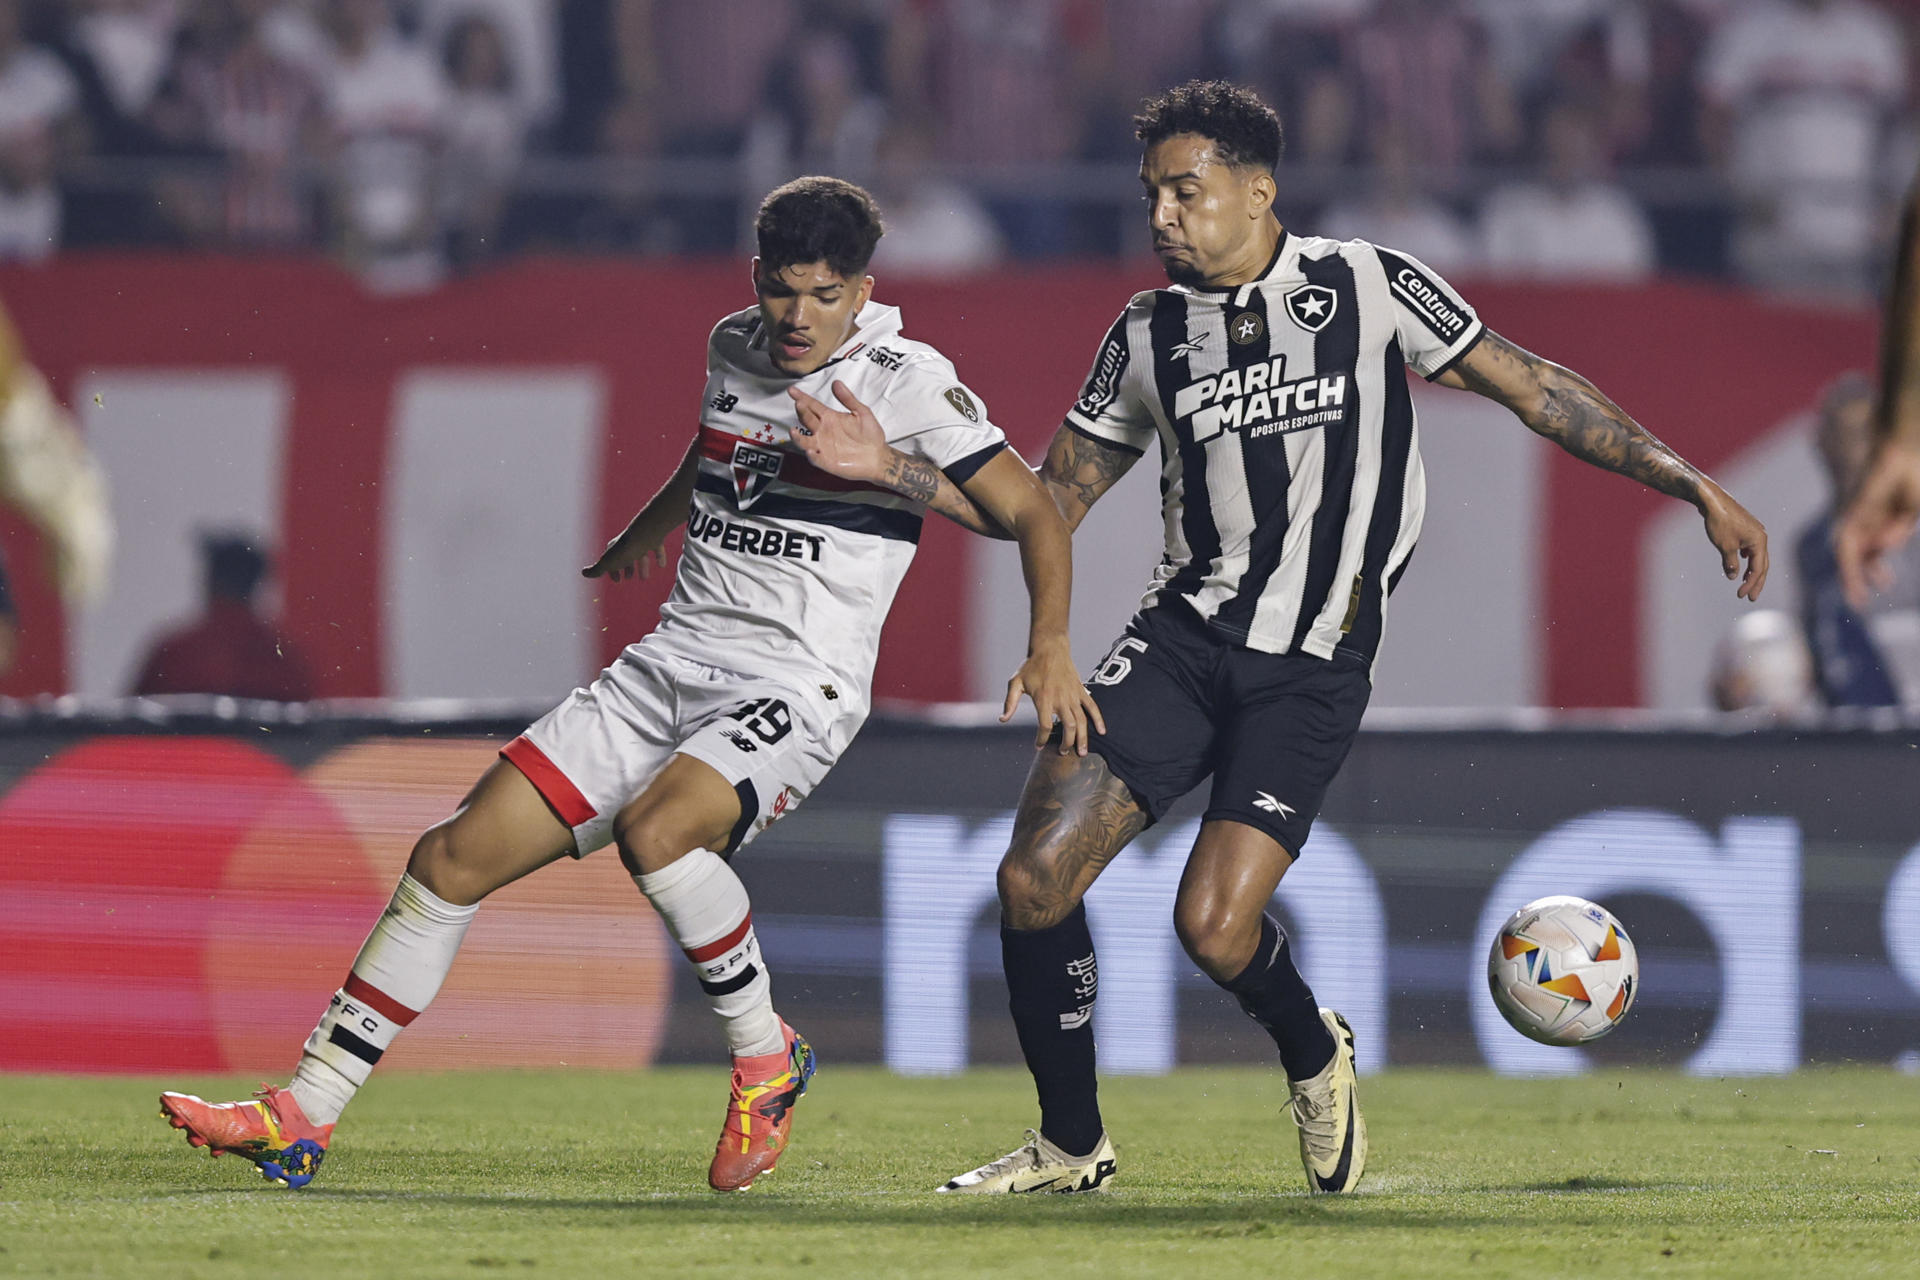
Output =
[
  {"x1": 406, "y1": 821, "x2": 494, "y2": 907},
  {"x1": 1173, "y1": 895, "x2": 1256, "y2": 979},
  {"x1": 613, "y1": 802, "x2": 727, "y2": 877},
  {"x1": 997, "y1": 856, "x2": 1074, "y2": 931}
]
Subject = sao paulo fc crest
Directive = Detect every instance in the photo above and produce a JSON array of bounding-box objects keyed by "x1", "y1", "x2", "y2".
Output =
[
  {"x1": 1284, "y1": 285, "x2": 1338, "y2": 333},
  {"x1": 731, "y1": 439, "x2": 784, "y2": 508}
]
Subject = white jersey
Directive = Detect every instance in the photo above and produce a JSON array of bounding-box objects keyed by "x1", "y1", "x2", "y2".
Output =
[{"x1": 642, "y1": 299, "x2": 1007, "y2": 728}]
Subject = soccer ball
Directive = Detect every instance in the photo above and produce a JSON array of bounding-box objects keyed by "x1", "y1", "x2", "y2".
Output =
[{"x1": 1486, "y1": 895, "x2": 1639, "y2": 1045}]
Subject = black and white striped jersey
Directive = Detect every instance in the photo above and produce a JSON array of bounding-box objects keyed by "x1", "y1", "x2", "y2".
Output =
[{"x1": 1066, "y1": 231, "x2": 1484, "y2": 664}]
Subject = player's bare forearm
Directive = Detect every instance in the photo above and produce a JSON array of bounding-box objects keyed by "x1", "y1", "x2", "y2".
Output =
[
  {"x1": 885, "y1": 449, "x2": 1017, "y2": 539},
  {"x1": 1440, "y1": 331, "x2": 1704, "y2": 506},
  {"x1": 1441, "y1": 328, "x2": 1768, "y2": 599},
  {"x1": 1877, "y1": 181, "x2": 1920, "y2": 448},
  {"x1": 583, "y1": 438, "x2": 698, "y2": 580},
  {"x1": 788, "y1": 380, "x2": 1018, "y2": 539},
  {"x1": 961, "y1": 450, "x2": 1106, "y2": 753}
]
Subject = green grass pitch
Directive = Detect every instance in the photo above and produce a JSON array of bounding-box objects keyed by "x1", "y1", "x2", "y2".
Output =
[{"x1": 4, "y1": 1067, "x2": 1918, "y2": 1278}]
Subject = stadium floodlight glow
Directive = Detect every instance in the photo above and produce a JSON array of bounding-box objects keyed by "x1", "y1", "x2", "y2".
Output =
[
  {"x1": 1470, "y1": 809, "x2": 1801, "y2": 1077},
  {"x1": 882, "y1": 813, "x2": 1388, "y2": 1076},
  {"x1": 1884, "y1": 843, "x2": 1920, "y2": 1015}
]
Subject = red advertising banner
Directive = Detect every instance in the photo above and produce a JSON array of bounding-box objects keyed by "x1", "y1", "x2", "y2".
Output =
[{"x1": 0, "y1": 257, "x2": 1877, "y2": 708}]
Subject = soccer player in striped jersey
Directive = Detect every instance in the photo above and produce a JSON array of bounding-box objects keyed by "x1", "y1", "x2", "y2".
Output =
[
  {"x1": 792, "y1": 81, "x2": 1769, "y2": 1195},
  {"x1": 158, "y1": 177, "x2": 1097, "y2": 1193}
]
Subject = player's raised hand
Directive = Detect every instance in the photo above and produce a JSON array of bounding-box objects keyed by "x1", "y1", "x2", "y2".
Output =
[
  {"x1": 582, "y1": 526, "x2": 668, "y2": 582},
  {"x1": 789, "y1": 381, "x2": 891, "y2": 483},
  {"x1": 1700, "y1": 483, "x2": 1769, "y2": 602},
  {"x1": 1002, "y1": 634, "x2": 1107, "y2": 756},
  {"x1": 1837, "y1": 442, "x2": 1920, "y2": 608}
]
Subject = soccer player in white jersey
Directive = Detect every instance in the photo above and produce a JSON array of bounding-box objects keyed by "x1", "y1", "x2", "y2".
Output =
[
  {"x1": 157, "y1": 176, "x2": 1097, "y2": 1193},
  {"x1": 792, "y1": 82, "x2": 1770, "y2": 1195}
]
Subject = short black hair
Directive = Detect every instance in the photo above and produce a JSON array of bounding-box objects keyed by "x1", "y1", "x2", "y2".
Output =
[
  {"x1": 755, "y1": 176, "x2": 884, "y2": 279},
  {"x1": 1134, "y1": 80, "x2": 1283, "y2": 172},
  {"x1": 201, "y1": 532, "x2": 268, "y2": 601}
]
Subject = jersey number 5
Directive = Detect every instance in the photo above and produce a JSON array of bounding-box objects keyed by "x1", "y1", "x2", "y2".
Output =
[{"x1": 1090, "y1": 637, "x2": 1148, "y2": 687}]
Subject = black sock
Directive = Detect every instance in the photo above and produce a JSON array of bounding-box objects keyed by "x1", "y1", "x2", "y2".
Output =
[
  {"x1": 1001, "y1": 902, "x2": 1103, "y2": 1158},
  {"x1": 1220, "y1": 914, "x2": 1335, "y2": 1080}
]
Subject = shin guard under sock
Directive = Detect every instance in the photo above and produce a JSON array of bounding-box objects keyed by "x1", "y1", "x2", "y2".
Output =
[
  {"x1": 1220, "y1": 914, "x2": 1335, "y2": 1080},
  {"x1": 1001, "y1": 902, "x2": 1104, "y2": 1158},
  {"x1": 291, "y1": 874, "x2": 478, "y2": 1125}
]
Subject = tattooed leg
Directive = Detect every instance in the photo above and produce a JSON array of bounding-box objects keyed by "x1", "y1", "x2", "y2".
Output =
[
  {"x1": 996, "y1": 748, "x2": 1150, "y2": 931},
  {"x1": 994, "y1": 747, "x2": 1148, "y2": 1156}
]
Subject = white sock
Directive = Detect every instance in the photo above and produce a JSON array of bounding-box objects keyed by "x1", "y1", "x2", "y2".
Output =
[
  {"x1": 636, "y1": 849, "x2": 785, "y2": 1059},
  {"x1": 289, "y1": 874, "x2": 478, "y2": 1126}
]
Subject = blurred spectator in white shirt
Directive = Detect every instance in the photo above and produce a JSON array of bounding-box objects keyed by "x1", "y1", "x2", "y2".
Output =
[
  {"x1": 1320, "y1": 127, "x2": 1475, "y2": 274},
  {"x1": 1480, "y1": 99, "x2": 1655, "y2": 281},
  {"x1": 438, "y1": 11, "x2": 524, "y2": 265},
  {"x1": 868, "y1": 119, "x2": 1004, "y2": 277},
  {"x1": 68, "y1": 0, "x2": 181, "y2": 123},
  {"x1": 0, "y1": 0, "x2": 82, "y2": 260},
  {"x1": 1702, "y1": 0, "x2": 1907, "y2": 298},
  {"x1": 319, "y1": 0, "x2": 449, "y2": 289}
]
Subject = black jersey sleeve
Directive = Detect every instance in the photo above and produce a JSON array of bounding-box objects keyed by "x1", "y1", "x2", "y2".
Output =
[{"x1": 1063, "y1": 305, "x2": 1155, "y2": 455}]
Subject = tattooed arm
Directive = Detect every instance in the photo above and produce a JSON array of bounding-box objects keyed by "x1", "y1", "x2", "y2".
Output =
[
  {"x1": 1436, "y1": 329, "x2": 1770, "y2": 600},
  {"x1": 787, "y1": 381, "x2": 1141, "y2": 539}
]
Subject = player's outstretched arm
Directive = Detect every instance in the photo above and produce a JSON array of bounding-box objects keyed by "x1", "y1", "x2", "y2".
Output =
[
  {"x1": 1436, "y1": 328, "x2": 1768, "y2": 601},
  {"x1": 581, "y1": 437, "x2": 699, "y2": 582}
]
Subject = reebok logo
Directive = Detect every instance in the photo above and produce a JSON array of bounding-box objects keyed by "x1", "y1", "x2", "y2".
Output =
[{"x1": 1254, "y1": 792, "x2": 1296, "y2": 820}]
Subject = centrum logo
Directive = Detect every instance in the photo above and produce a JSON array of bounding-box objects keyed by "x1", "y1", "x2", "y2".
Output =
[
  {"x1": 1389, "y1": 266, "x2": 1469, "y2": 342},
  {"x1": 1171, "y1": 355, "x2": 1349, "y2": 443}
]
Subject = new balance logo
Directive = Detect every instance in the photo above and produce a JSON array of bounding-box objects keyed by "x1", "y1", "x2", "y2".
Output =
[
  {"x1": 1253, "y1": 792, "x2": 1296, "y2": 819},
  {"x1": 709, "y1": 391, "x2": 739, "y2": 413}
]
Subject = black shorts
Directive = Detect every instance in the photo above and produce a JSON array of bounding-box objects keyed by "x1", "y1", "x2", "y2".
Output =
[{"x1": 1082, "y1": 602, "x2": 1372, "y2": 855}]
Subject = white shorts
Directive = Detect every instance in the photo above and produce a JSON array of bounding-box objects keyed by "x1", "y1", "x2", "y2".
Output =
[{"x1": 502, "y1": 646, "x2": 846, "y2": 857}]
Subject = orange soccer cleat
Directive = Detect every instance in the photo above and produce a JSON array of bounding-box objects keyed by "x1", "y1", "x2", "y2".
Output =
[
  {"x1": 708, "y1": 1023, "x2": 816, "y2": 1191},
  {"x1": 159, "y1": 1084, "x2": 334, "y2": 1189}
]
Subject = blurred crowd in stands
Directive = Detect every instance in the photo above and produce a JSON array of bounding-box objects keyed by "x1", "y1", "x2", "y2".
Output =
[{"x1": 0, "y1": 0, "x2": 1914, "y2": 294}]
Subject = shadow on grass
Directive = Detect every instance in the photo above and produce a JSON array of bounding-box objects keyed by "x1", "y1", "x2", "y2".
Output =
[{"x1": 145, "y1": 1184, "x2": 1687, "y2": 1233}]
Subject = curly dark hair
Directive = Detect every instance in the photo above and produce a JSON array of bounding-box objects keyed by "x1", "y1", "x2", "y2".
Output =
[
  {"x1": 754, "y1": 176, "x2": 885, "y2": 278},
  {"x1": 1134, "y1": 80, "x2": 1283, "y2": 172}
]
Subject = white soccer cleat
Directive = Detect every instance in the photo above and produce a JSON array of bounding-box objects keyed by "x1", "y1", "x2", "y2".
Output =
[
  {"x1": 937, "y1": 1129, "x2": 1118, "y2": 1195},
  {"x1": 1288, "y1": 1008, "x2": 1367, "y2": 1194}
]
